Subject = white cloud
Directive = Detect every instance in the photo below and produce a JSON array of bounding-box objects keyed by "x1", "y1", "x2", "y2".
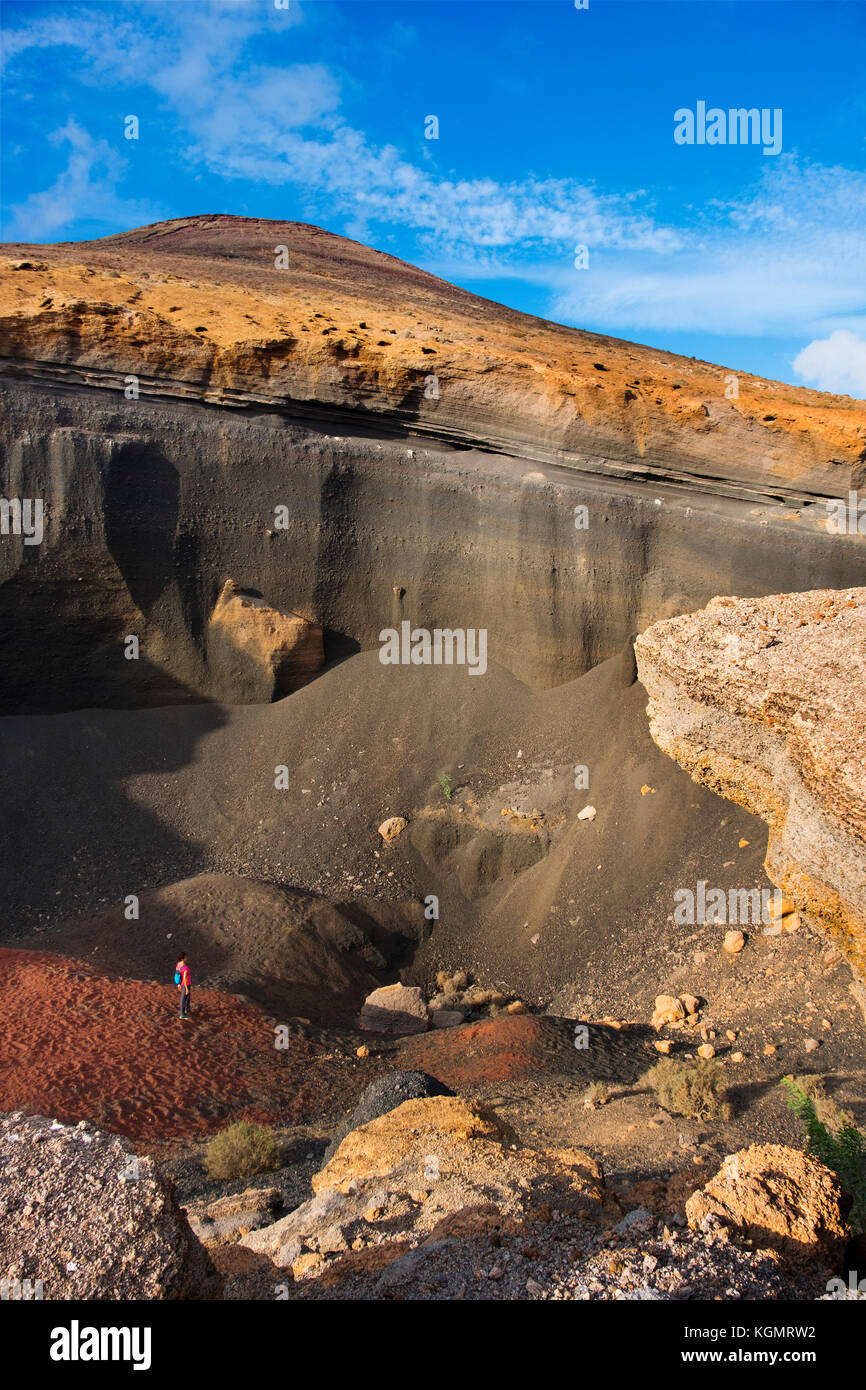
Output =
[
  {"x1": 793, "y1": 330, "x2": 866, "y2": 399},
  {"x1": 547, "y1": 160, "x2": 866, "y2": 341},
  {"x1": 4, "y1": 118, "x2": 164, "y2": 242},
  {"x1": 1, "y1": 2, "x2": 681, "y2": 259}
]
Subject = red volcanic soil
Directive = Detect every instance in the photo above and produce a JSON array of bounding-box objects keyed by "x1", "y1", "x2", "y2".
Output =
[
  {"x1": 0, "y1": 948, "x2": 342, "y2": 1144},
  {"x1": 396, "y1": 1015, "x2": 583, "y2": 1088},
  {"x1": 395, "y1": 1014, "x2": 651, "y2": 1091}
]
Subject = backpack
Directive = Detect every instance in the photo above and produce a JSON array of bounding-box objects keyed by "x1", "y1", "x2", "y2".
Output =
[{"x1": 174, "y1": 968, "x2": 182, "y2": 985}]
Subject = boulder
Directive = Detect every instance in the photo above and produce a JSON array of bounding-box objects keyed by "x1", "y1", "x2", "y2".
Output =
[
  {"x1": 685, "y1": 1143, "x2": 849, "y2": 1272},
  {"x1": 358, "y1": 983, "x2": 429, "y2": 1034},
  {"x1": 378, "y1": 816, "x2": 408, "y2": 843},
  {"x1": 185, "y1": 1185, "x2": 283, "y2": 1247},
  {"x1": 431, "y1": 1009, "x2": 466, "y2": 1029},
  {"x1": 652, "y1": 995, "x2": 685, "y2": 1030},
  {"x1": 0, "y1": 1112, "x2": 220, "y2": 1299},
  {"x1": 636, "y1": 589, "x2": 866, "y2": 994}
]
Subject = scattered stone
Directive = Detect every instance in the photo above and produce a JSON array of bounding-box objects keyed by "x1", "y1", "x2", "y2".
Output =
[
  {"x1": 723, "y1": 931, "x2": 745, "y2": 954},
  {"x1": 769, "y1": 897, "x2": 796, "y2": 920},
  {"x1": 378, "y1": 816, "x2": 408, "y2": 843},
  {"x1": 578, "y1": 806, "x2": 597, "y2": 822},
  {"x1": 697, "y1": 1043, "x2": 715, "y2": 1059}
]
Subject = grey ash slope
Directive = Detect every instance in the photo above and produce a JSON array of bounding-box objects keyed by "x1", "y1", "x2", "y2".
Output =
[{"x1": 2, "y1": 646, "x2": 771, "y2": 1009}]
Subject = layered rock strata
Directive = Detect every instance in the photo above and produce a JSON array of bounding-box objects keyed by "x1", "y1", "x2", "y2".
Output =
[{"x1": 1, "y1": 216, "x2": 865, "y2": 709}]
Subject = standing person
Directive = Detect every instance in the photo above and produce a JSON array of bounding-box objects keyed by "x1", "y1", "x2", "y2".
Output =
[{"x1": 175, "y1": 952, "x2": 191, "y2": 1020}]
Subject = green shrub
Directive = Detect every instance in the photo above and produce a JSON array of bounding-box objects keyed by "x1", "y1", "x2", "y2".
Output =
[
  {"x1": 203, "y1": 1121, "x2": 281, "y2": 1180},
  {"x1": 641, "y1": 1057, "x2": 732, "y2": 1122},
  {"x1": 781, "y1": 1076, "x2": 866, "y2": 1234},
  {"x1": 439, "y1": 773, "x2": 453, "y2": 801}
]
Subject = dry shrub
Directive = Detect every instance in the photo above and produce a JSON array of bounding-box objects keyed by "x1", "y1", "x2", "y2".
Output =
[
  {"x1": 204, "y1": 1121, "x2": 281, "y2": 1180},
  {"x1": 642, "y1": 1057, "x2": 732, "y2": 1122}
]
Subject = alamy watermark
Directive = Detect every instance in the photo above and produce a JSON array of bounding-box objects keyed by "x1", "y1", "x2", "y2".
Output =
[
  {"x1": 674, "y1": 103, "x2": 782, "y2": 156},
  {"x1": 825, "y1": 491, "x2": 866, "y2": 535},
  {"x1": 379, "y1": 621, "x2": 487, "y2": 676},
  {"x1": 1, "y1": 1277, "x2": 43, "y2": 1300},
  {"x1": 675, "y1": 882, "x2": 783, "y2": 926},
  {"x1": 0, "y1": 497, "x2": 43, "y2": 545}
]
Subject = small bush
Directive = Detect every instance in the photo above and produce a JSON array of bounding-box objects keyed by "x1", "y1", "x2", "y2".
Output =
[
  {"x1": 583, "y1": 1081, "x2": 611, "y2": 1109},
  {"x1": 642, "y1": 1057, "x2": 732, "y2": 1122},
  {"x1": 439, "y1": 773, "x2": 453, "y2": 801},
  {"x1": 203, "y1": 1121, "x2": 281, "y2": 1180},
  {"x1": 781, "y1": 1076, "x2": 866, "y2": 1234}
]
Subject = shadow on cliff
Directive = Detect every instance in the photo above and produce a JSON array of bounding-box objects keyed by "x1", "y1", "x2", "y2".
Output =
[{"x1": 0, "y1": 655, "x2": 226, "y2": 940}]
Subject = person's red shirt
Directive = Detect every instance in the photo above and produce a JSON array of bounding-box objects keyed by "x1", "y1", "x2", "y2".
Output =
[{"x1": 177, "y1": 960, "x2": 190, "y2": 988}]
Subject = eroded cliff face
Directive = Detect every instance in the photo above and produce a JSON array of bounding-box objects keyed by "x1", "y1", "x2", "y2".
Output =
[
  {"x1": 635, "y1": 589, "x2": 866, "y2": 994},
  {"x1": 1, "y1": 214, "x2": 865, "y2": 709}
]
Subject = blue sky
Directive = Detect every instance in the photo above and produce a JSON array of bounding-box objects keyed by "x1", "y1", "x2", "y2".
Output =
[{"x1": 2, "y1": 0, "x2": 865, "y2": 393}]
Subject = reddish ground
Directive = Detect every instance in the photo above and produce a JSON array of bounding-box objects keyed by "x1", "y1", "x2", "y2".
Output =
[
  {"x1": 396, "y1": 1014, "x2": 587, "y2": 1088},
  {"x1": 0, "y1": 948, "x2": 338, "y2": 1144}
]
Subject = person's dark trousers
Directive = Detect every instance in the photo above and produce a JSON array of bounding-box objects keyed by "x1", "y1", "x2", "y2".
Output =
[{"x1": 180, "y1": 986, "x2": 191, "y2": 1018}]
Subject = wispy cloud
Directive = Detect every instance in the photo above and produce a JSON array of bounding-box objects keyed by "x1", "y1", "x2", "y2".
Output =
[{"x1": 4, "y1": 118, "x2": 163, "y2": 242}]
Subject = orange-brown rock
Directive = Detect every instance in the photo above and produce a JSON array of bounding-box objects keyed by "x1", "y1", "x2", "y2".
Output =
[
  {"x1": 207, "y1": 579, "x2": 323, "y2": 702},
  {"x1": 2, "y1": 218, "x2": 864, "y2": 496},
  {"x1": 685, "y1": 1144, "x2": 848, "y2": 1272},
  {"x1": 242, "y1": 1095, "x2": 612, "y2": 1277},
  {"x1": 636, "y1": 588, "x2": 866, "y2": 995}
]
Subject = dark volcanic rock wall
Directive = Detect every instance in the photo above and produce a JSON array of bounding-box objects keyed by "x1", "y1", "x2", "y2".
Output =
[
  {"x1": 2, "y1": 377, "x2": 865, "y2": 711},
  {"x1": 1, "y1": 216, "x2": 865, "y2": 710}
]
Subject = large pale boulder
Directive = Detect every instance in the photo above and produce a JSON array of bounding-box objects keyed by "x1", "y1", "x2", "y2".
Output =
[
  {"x1": 207, "y1": 578, "x2": 323, "y2": 702},
  {"x1": 685, "y1": 1143, "x2": 848, "y2": 1272},
  {"x1": 0, "y1": 1112, "x2": 220, "y2": 1299},
  {"x1": 358, "y1": 983, "x2": 429, "y2": 1034},
  {"x1": 636, "y1": 589, "x2": 866, "y2": 997}
]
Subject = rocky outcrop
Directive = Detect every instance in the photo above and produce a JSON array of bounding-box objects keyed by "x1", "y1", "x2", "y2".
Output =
[
  {"x1": 635, "y1": 588, "x2": 866, "y2": 990},
  {"x1": 1, "y1": 216, "x2": 864, "y2": 710},
  {"x1": 241, "y1": 1095, "x2": 612, "y2": 1281},
  {"x1": 322, "y1": 1072, "x2": 455, "y2": 1165},
  {"x1": 207, "y1": 579, "x2": 323, "y2": 702},
  {"x1": 686, "y1": 1144, "x2": 848, "y2": 1273},
  {"x1": 185, "y1": 1186, "x2": 284, "y2": 1248},
  {"x1": 0, "y1": 1112, "x2": 220, "y2": 1298}
]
